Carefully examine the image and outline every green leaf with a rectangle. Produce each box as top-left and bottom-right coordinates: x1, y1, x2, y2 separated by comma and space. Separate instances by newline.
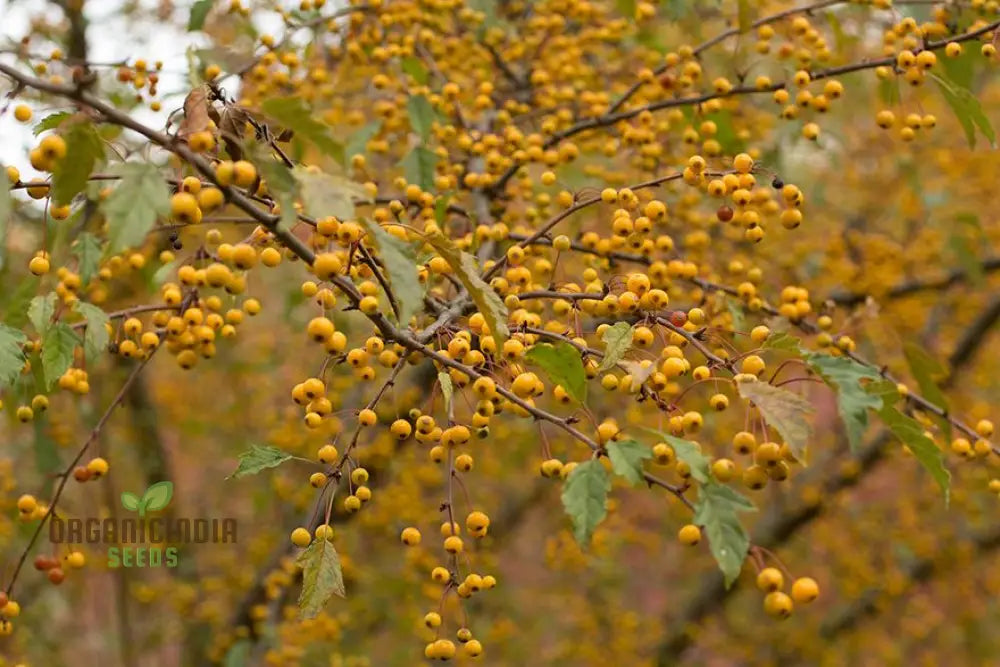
439, 372, 454, 413
704, 111, 745, 153
141, 481, 174, 512
344, 121, 381, 162
105, 163, 170, 255
0, 174, 10, 271
41, 323, 78, 390
252, 152, 298, 232
29, 293, 57, 334
188, 0, 213, 30
434, 193, 451, 225
294, 166, 368, 222
400, 57, 428, 85
120, 491, 141, 512
763, 332, 802, 352
726, 297, 746, 333
228, 444, 293, 479
223, 639, 251, 667
940, 44, 978, 90
948, 233, 984, 287
902, 342, 951, 440
297, 539, 346, 619
525, 342, 587, 404
73, 302, 109, 362
803, 353, 882, 452
615, 0, 635, 18
152, 259, 181, 287
34, 419, 59, 494
407, 95, 435, 141
401, 146, 438, 192
878, 76, 901, 107
260, 97, 344, 160
878, 406, 951, 504
33, 112, 72, 135
358, 218, 422, 325
0, 324, 27, 388
598, 322, 633, 372
560, 459, 610, 547
931, 73, 996, 149
3, 280, 37, 329
424, 231, 509, 344
642, 430, 711, 483
71, 232, 102, 286
693, 482, 756, 588
605, 439, 651, 485
52, 121, 104, 206
737, 0, 752, 33
737, 380, 814, 462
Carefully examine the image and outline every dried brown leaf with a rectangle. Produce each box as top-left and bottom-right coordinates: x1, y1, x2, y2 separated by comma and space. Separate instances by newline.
178, 84, 212, 139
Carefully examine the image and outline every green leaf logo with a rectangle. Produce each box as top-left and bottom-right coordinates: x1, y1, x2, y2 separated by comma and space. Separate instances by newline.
121, 481, 174, 517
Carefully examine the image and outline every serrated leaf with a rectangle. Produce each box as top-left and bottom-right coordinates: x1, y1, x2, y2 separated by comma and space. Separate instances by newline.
931, 73, 996, 149
261, 97, 344, 160
407, 95, 435, 141
33, 112, 72, 135
73, 301, 109, 362
693, 482, 756, 587
439, 372, 453, 412
763, 332, 802, 352
525, 342, 587, 404
424, 232, 509, 344
619, 359, 655, 391
52, 121, 104, 206
41, 323, 78, 390
401, 146, 438, 192
642, 429, 711, 483
105, 163, 170, 255
737, 381, 814, 462
344, 121, 381, 162
803, 352, 882, 452
141, 480, 173, 513
598, 322, 633, 372
228, 444, 293, 479
560, 459, 610, 547
605, 439, 651, 485
71, 232, 102, 285
359, 218, 422, 325
29, 293, 57, 334
120, 491, 141, 512
297, 539, 346, 619
294, 166, 367, 222
0, 324, 27, 388
878, 406, 951, 504
188, 0, 213, 30
400, 57, 428, 85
